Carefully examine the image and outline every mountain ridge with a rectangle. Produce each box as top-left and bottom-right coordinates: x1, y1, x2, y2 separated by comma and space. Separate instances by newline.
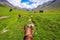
35, 0, 60, 10
0, 0, 60, 11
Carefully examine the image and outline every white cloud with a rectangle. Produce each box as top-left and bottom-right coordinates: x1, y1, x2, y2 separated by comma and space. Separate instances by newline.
7, 0, 21, 6
29, 0, 53, 5
6, 0, 52, 10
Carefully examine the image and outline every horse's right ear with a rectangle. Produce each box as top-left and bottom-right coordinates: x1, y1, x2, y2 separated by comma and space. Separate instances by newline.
24, 25, 27, 30
24, 25, 26, 30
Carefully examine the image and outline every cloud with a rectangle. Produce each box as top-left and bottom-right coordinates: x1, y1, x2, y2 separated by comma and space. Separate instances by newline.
6, 0, 52, 10
6, 0, 21, 6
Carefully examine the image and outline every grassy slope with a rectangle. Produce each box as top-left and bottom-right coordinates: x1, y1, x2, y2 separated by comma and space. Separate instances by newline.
0, 6, 60, 40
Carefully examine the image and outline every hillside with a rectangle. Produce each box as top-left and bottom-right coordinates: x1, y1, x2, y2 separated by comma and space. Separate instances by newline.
35, 0, 60, 10
0, 0, 26, 10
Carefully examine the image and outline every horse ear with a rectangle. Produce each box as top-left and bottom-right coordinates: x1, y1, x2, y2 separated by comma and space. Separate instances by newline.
24, 25, 26, 30
30, 26, 32, 28
24, 25, 27, 30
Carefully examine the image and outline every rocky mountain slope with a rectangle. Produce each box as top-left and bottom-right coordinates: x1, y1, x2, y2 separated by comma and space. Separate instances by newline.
0, 0, 60, 11
35, 0, 60, 10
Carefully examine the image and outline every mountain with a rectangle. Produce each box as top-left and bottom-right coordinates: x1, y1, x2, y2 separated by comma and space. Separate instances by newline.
0, 0, 23, 10
0, 2, 12, 7
0, 0, 14, 8
0, 0, 7, 2
0, 0, 60, 11
35, 0, 60, 11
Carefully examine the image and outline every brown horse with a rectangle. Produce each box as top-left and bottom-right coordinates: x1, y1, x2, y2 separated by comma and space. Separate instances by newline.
24, 25, 33, 40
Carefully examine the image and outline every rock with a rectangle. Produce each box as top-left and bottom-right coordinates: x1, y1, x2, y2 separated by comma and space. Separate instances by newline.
1, 29, 9, 34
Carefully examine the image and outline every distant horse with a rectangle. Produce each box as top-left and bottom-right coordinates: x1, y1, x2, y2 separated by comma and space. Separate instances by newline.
39, 10, 43, 13
18, 14, 21, 17
9, 9, 12, 12
34, 11, 36, 13
17, 14, 21, 19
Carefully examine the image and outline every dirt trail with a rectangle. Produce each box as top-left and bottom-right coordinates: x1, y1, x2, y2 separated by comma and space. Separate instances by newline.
0, 16, 10, 19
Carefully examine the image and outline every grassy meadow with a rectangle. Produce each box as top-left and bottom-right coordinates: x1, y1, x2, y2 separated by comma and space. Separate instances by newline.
0, 6, 60, 40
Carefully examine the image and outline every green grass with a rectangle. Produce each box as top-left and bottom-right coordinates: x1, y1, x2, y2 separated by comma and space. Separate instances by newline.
0, 6, 60, 40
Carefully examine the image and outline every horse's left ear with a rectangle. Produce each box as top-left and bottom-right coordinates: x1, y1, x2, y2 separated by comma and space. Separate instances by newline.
24, 25, 26, 30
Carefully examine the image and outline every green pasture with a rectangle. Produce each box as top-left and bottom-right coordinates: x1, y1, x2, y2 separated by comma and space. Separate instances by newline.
0, 6, 60, 40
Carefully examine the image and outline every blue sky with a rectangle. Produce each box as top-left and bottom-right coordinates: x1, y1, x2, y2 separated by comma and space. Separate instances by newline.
21, 0, 29, 2
6, 0, 53, 10
21, 0, 34, 5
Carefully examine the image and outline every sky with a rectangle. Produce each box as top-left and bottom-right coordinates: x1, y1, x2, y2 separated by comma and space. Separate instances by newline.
6, 0, 53, 10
